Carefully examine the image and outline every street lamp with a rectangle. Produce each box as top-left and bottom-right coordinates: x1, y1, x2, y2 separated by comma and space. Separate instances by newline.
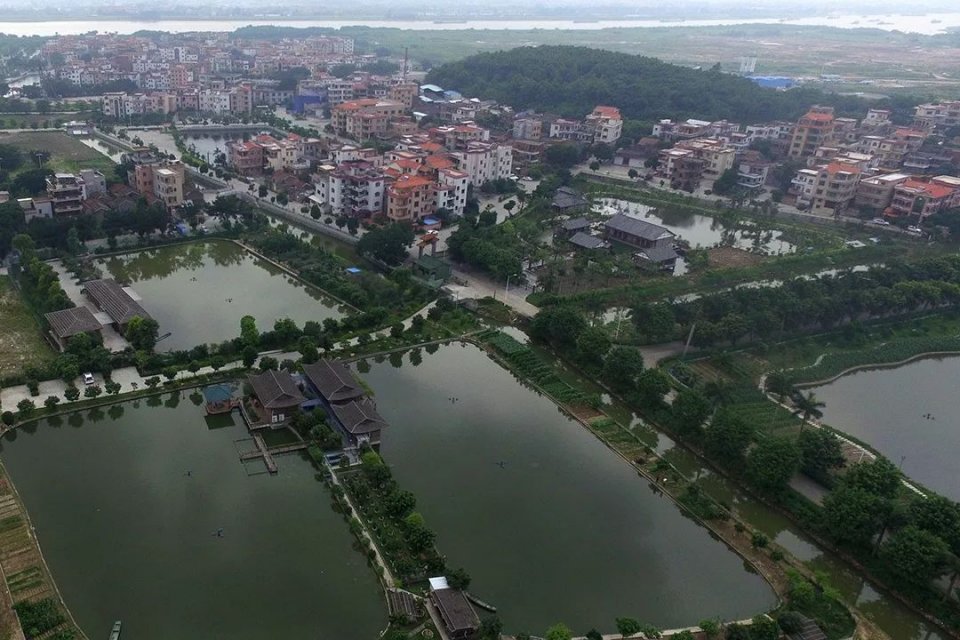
505, 275, 513, 297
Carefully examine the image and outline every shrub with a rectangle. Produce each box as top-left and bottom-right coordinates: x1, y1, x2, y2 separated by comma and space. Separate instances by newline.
751, 531, 769, 548
1, 411, 14, 425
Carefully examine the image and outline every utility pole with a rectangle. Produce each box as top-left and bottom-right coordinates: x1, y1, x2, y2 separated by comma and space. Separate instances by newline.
682, 322, 697, 358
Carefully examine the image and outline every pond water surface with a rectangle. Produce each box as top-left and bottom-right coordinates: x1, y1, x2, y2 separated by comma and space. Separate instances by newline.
812, 356, 960, 501
98, 241, 346, 351
595, 198, 796, 257
0, 398, 386, 640
363, 343, 777, 633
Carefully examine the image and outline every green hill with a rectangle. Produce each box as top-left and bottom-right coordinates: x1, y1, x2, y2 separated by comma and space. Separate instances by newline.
425, 45, 907, 125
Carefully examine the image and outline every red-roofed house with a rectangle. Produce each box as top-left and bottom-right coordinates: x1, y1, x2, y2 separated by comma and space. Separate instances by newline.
889, 177, 960, 220
386, 174, 435, 222
789, 106, 836, 159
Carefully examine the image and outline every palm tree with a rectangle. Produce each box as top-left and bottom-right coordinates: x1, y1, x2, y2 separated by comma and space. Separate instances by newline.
794, 391, 826, 423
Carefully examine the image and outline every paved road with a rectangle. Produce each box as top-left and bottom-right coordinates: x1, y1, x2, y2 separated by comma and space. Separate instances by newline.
447, 268, 539, 317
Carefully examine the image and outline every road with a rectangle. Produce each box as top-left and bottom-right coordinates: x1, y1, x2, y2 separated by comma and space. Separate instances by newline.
447, 267, 539, 317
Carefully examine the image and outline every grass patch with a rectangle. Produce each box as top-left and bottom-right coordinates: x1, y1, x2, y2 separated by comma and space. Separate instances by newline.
0, 278, 55, 379
0, 130, 117, 175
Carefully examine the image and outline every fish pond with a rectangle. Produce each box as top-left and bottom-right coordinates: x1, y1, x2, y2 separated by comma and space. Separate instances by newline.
0, 397, 386, 640
98, 240, 346, 351
811, 355, 960, 501
361, 342, 777, 633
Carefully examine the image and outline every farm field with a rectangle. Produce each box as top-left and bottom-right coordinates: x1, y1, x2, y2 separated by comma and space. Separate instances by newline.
0, 131, 117, 175
0, 279, 54, 380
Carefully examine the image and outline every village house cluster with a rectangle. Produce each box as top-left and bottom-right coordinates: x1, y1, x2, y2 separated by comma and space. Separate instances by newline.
615, 101, 960, 221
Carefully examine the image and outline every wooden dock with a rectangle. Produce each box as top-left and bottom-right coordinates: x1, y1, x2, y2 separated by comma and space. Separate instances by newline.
238, 434, 310, 474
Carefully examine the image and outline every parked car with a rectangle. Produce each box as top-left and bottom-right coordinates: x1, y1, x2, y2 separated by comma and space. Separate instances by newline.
907, 225, 923, 234
870, 217, 891, 226
82, 372, 95, 385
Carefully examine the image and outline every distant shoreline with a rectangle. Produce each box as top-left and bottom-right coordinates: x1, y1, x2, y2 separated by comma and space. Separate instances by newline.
0, 13, 957, 36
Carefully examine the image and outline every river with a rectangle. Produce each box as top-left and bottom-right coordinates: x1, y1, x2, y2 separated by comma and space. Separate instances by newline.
0, 14, 958, 35
0, 398, 387, 639
98, 241, 346, 352
812, 355, 960, 502
363, 342, 776, 633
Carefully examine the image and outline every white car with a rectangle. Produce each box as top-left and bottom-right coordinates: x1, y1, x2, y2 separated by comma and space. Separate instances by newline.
82, 372, 95, 385
907, 226, 923, 234
870, 218, 891, 226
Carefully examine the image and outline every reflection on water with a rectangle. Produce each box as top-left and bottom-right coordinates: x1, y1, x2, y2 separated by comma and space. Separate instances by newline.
0, 400, 386, 639
813, 356, 960, 501
367, 342, 776, 631
98, 241, 346, 351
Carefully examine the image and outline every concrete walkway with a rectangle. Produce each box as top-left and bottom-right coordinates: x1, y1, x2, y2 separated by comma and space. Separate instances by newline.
50, 260, 130, 352
448, 268, 539, 318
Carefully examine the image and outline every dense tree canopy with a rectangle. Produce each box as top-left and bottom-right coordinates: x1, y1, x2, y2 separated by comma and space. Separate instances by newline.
426, 46, 876, 124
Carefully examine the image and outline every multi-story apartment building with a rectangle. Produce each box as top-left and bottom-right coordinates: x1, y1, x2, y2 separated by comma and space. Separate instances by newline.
913, 101, 960, 131
435, 168, 469, 217
315, 161, 387, 218
889, 176, 960, 220
452, 142, 513, 186
227, 141, 265, 176
153, 166, 183, 209
789, 105, 836, 159
855, 173, 911, 212
548, 119, 582, 141
799, 161, 862, 216
430, 123, 490, 151
45, 174, 84, 216
78, 169, 106, 199
332, 99, 406, 139
675, 138, 736, 179
513, 118, 543, 141
386, 174, 435, 222
128, 158, 185, 210
583, 106, 623, 145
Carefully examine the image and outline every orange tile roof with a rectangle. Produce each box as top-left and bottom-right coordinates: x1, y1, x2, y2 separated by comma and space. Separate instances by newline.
390, 175, 432, 190
803, 111, 834, 122
592, 105, 621, 119
396, 159, 421, 170
421, 142, 443, 153
424, 155, 455, 170
901, 179, 955, 199
825, 162, 860, 174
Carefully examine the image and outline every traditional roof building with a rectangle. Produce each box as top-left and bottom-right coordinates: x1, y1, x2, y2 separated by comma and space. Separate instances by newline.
329, 398, 389, 447
246, 370, 306, 426
44, 307, 102, 350
302, 360, 365, 404
82, 278, 150, 330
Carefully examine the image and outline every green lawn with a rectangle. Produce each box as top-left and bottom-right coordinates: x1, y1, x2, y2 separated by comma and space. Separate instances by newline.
0, 130, 117, 175
0, 278, 55, 380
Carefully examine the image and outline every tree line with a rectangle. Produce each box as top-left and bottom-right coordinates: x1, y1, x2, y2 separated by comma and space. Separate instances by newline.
425, 46, 916, 125
622, 256, 960, 347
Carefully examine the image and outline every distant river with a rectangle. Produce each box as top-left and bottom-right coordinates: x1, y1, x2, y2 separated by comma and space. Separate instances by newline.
0, 13, 958, 36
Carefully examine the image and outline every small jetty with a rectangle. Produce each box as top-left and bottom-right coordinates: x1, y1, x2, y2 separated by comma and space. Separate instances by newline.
238, 433, 310, 474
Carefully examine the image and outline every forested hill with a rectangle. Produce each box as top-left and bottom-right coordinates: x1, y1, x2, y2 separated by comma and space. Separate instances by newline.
425, 46, 905, 124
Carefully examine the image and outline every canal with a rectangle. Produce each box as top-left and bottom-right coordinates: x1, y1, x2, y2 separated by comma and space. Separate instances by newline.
98, 241, 347, 351
812, 355, 960, 502
0, 397, 387, 640
363, 342, 777, 634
